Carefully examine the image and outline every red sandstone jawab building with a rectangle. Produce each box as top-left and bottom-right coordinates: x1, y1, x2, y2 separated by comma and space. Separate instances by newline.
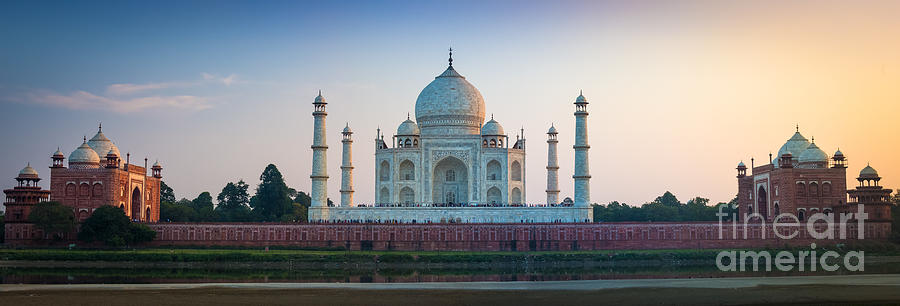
736, 127, 890, 222
46, 125, 162, 222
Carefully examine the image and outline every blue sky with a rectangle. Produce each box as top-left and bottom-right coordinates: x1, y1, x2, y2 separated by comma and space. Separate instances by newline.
2, 1, 898, 205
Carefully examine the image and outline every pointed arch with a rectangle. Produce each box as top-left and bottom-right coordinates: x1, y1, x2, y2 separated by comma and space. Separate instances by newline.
511, 187, 522, 204
399, 160, 415, 181
486, 160, 501, 181
757, 185, 768, 219
487, 187, 502, 204
510, 161, 522, 181
131, 187, 142, 221
432, 156, 468, 204
400, 187, 415, 204
379, 160, 390, 181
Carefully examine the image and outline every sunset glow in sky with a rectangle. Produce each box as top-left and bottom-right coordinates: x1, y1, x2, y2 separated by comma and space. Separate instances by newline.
1, 1, 898, 206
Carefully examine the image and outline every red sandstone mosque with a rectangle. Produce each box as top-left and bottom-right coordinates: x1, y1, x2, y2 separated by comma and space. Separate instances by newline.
4, 124, 162, 234
736, 127, 892, 223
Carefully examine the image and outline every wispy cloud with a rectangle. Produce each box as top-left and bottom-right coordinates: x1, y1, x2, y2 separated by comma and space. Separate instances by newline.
202, 73, 239, 86
10, 73, 239, 113
106, 73, 239, 96
105, 82, 186, 96
23, 90, 210, 113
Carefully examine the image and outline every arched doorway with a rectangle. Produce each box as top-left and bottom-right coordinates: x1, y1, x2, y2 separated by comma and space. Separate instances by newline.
432, 157, 468, 204
400, 187, 415, 204
131, 187, 142, 221
757, 186, 768, 219
511, 188, 522, 205
487, 187, 502, 204
486, 160, 501, 181
145, 207, 152, 222
399, 160, 415, 181
510, 161, 522, 181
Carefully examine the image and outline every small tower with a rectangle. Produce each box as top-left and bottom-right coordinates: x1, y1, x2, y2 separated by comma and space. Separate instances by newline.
546, 124, 560, 205
3, 164, 51, 223
832, 149, 847, 168
152, 161, 163, 178
573, 91, 591, 208
736, 161, 747, 178
309, 91, 329, 219
51, 148, 65, 168
105, 149, 119, 169
340, 123, 354, 207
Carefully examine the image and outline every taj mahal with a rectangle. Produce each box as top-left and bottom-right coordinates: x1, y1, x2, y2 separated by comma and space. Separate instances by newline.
307, 51, 593, 223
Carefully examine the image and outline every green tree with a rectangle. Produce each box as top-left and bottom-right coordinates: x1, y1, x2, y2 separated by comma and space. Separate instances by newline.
684, 197, 715, 221
160, 181, 176, 204
160, 198, 196, 222
190, 192, 217, 221
78, 205, 156, 246
295, 191, 311, 207
216, 181, 252, 222
28, 201, 76, 239
250, 164, 294, 221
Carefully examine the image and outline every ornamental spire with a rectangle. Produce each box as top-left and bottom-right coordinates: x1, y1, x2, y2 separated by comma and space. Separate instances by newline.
448, 46, 453, 67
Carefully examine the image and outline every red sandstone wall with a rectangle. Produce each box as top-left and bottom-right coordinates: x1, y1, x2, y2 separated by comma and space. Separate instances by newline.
7, 222, 889, 251
139, 221, 890, 251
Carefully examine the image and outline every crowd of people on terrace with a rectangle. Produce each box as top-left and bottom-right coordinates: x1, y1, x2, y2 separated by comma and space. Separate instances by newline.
339, 202, 576, 208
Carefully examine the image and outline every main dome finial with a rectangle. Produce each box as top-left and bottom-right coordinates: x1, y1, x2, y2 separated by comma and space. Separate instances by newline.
448, 46, 453, 67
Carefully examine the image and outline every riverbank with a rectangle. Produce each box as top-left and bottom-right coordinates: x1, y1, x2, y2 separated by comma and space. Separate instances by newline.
2, 275, 900, 305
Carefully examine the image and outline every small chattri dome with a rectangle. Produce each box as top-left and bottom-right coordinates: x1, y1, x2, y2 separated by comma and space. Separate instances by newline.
342, 123, 352, 134
834, 149, 844, 156
860, 164, 878, 178
152, 160, 162, 168
547, 124, 558, 134
396, 119, 420, 135
481, 118, 504, 135
798, 142, 828, 163
575, 91, 588, 104
314, 90, 325, 104
18, 163, 39, 179
106, 149, 118, 157
737, 161, 746, 168
69, 139, 101, 166
52, 148, 64, 158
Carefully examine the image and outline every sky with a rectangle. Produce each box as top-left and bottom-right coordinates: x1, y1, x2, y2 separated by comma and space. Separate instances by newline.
1, 0, 898, 206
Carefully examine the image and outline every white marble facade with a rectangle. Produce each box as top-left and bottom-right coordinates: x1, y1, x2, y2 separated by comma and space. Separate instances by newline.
309, 55, 592, 223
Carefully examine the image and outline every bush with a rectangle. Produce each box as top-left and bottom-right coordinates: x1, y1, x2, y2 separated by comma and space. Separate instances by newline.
28, 201, 76, 239
78, 205, 156, 247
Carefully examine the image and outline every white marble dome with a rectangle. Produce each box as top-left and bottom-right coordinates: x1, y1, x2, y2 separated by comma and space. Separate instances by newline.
87, 128, 120, 160
396, 119, 420, 135
798, 142, 828, 163
69, 141, 100, 167
481, 118, 504, 135
547, 125, 558, 134
414, 65, 485, 135
774, 131, 810, 167
860, 164, 878, 177
18, 164, 38, 179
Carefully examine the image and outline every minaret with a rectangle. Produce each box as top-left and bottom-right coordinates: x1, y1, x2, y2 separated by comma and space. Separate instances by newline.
340, 123, 354, 207
573, 91, 591, 207
546, 124, 560, 205
310, 91, 329, 217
